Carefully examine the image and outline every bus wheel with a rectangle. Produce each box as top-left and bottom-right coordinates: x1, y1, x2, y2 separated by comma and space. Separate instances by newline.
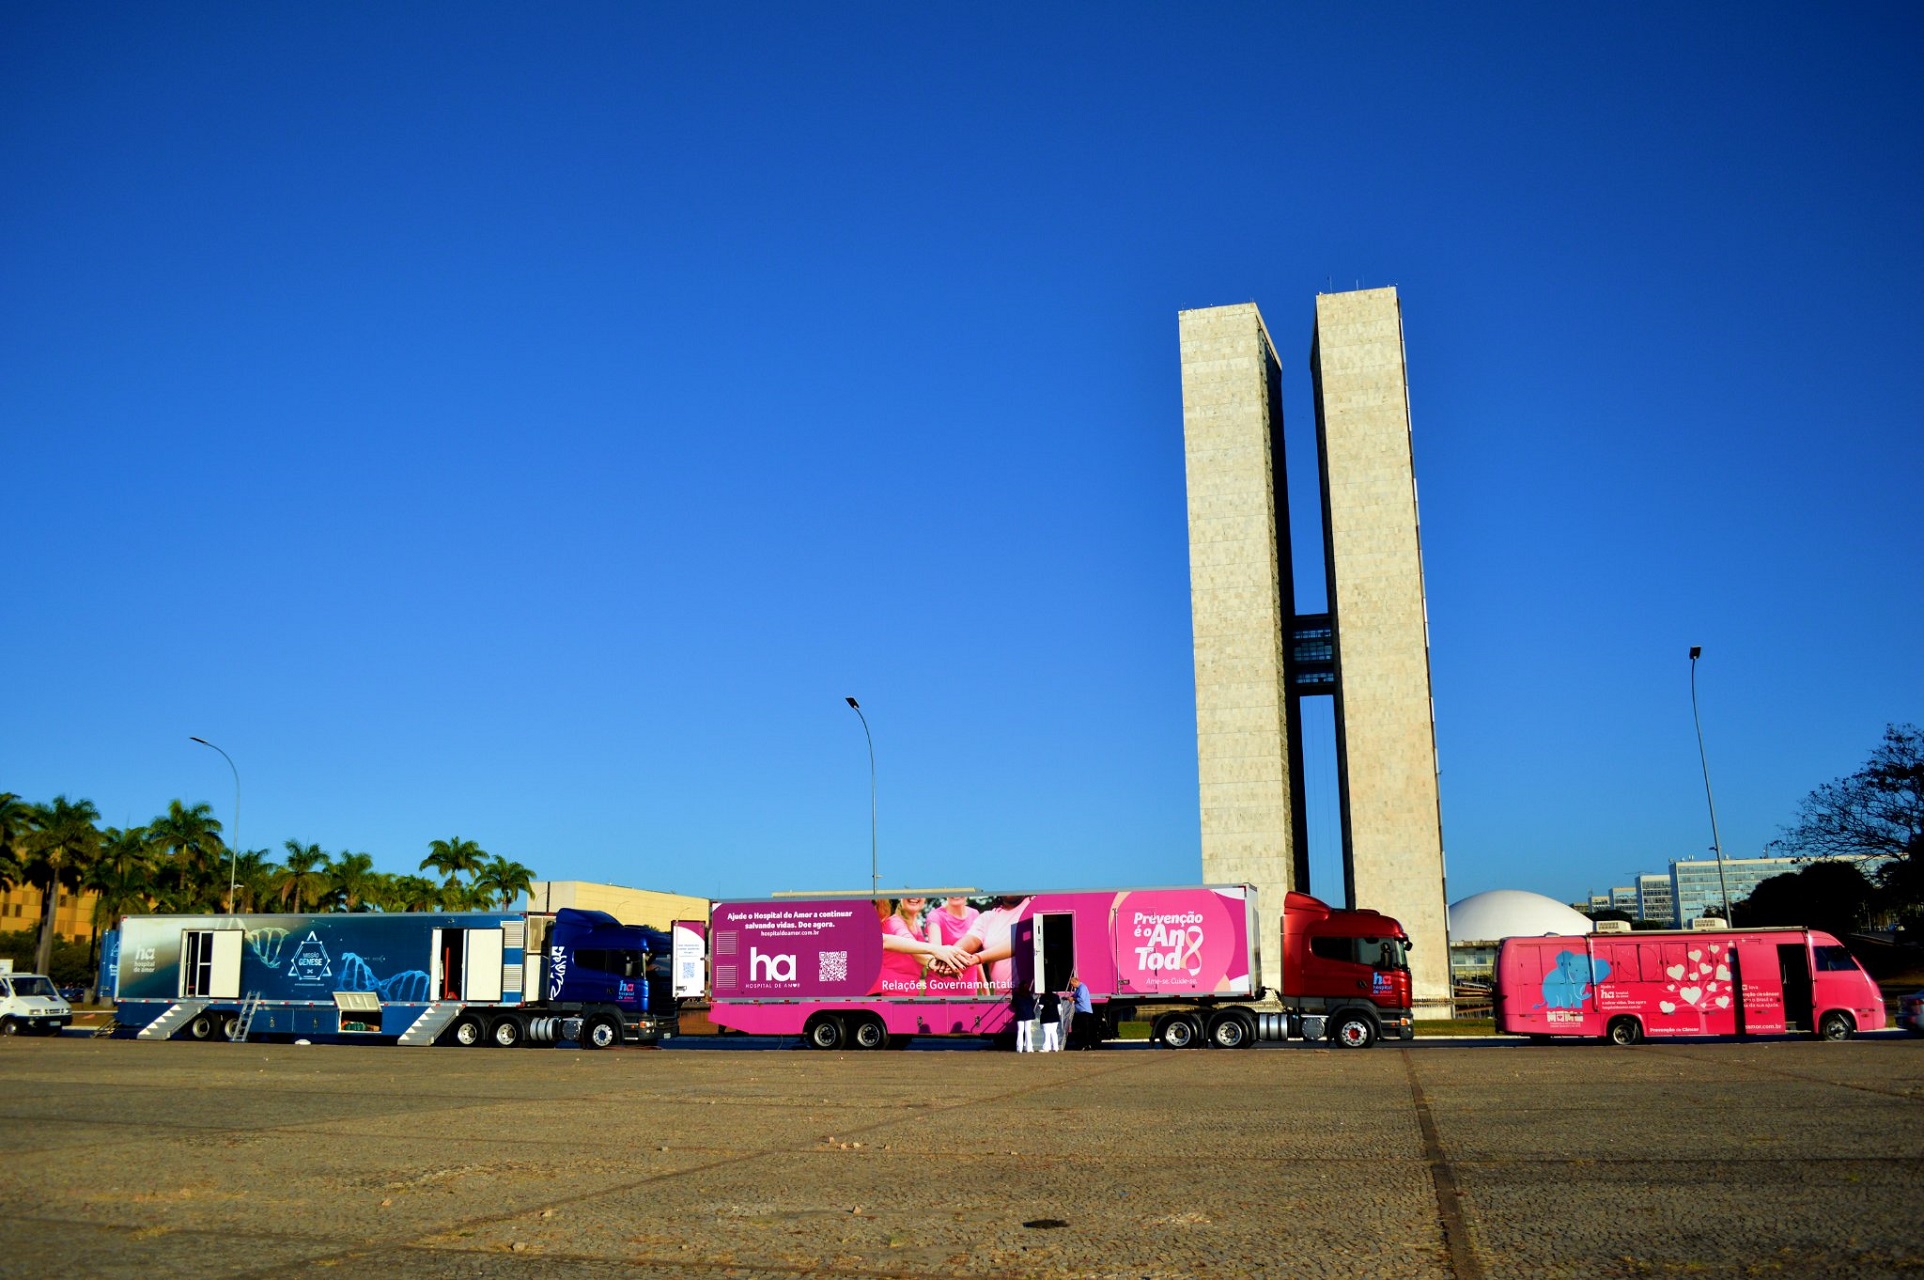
850, 1016, 887, 1050
1154, 1014, 1200, 1049
804, 1015, 845, 1050
1817, 1011, 1855, 1041
1330, 1013, 1377, 1049
582, 1015, 622, 1049
1207, 1012, 1253, 1049
490, 1016, 524, 1048
1606, 1017, 1642, 1047
449, 1014, 487, 1047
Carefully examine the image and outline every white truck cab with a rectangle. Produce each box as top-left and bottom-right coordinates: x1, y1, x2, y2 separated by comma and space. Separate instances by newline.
0, 973, 74, 1036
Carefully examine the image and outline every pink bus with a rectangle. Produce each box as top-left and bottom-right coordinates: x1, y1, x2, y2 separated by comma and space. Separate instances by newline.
1496, 926, 1886, 1045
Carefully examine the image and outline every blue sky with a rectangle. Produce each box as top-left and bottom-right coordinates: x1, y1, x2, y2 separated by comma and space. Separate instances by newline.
4, 6, 1919, 908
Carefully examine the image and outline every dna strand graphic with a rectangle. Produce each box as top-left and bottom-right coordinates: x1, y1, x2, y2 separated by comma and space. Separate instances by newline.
332, 953, 432, 1003
246, 928, 290, 966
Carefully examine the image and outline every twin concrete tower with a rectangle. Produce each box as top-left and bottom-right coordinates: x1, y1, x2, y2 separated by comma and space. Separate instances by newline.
1178, 288, 1451, 1014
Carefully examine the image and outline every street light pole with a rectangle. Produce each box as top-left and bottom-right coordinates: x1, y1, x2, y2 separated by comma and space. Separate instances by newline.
190, 737, 241, 915
1687, 648, 1733, 924
845, 698, 877, 894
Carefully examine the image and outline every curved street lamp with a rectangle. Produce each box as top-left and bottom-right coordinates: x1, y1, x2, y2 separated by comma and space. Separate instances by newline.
190, 736, 241, 915
845, 698, 877, 894
1687, 648, 1733, 924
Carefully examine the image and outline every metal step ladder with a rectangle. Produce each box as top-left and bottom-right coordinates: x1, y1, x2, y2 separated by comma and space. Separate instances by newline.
398, 1001, 463, 1047
232, 992, 264, 1042
137, 999, 210, 1040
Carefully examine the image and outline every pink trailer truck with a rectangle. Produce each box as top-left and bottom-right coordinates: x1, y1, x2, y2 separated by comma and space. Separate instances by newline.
702, 884, 1416, 1049
1495, 926, 1886, 1045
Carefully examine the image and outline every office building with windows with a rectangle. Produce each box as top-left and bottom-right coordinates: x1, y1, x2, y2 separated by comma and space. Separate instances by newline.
1636, 873, 1675, 926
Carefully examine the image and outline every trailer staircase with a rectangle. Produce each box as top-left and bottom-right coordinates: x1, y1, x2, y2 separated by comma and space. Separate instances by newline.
232, 992, 264, 1042
137, 999, 210, 1040
399, 1001, 463, 1047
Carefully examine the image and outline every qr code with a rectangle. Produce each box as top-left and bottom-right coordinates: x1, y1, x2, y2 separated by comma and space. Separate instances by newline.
819, 951, 848, 982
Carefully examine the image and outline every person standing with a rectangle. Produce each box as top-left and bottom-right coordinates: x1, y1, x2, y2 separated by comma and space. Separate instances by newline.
1038, 984, 1063, 1052
1067, 972, 1096, 1049
1011, 982, 1037, 1053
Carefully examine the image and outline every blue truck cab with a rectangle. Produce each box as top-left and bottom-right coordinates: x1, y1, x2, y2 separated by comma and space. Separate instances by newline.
543, 908, 674, 1044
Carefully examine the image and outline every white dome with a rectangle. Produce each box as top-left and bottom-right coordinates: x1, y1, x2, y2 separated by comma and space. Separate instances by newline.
1449, 890, 1593, 943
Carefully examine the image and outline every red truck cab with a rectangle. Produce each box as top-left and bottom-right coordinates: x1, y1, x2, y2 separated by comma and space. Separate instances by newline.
1281, 891, 1415, 1046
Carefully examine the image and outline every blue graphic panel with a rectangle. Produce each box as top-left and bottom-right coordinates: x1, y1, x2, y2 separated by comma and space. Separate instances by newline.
1542, 949, 1609, 1010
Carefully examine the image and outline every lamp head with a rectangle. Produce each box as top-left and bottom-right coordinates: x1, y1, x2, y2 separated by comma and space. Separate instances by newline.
846, 697, 860, 710
1689, 646, 1702, 660
190, 736, 209, 745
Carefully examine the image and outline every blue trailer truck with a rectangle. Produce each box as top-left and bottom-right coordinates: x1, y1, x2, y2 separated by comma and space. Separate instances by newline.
111, 908, 674, 1048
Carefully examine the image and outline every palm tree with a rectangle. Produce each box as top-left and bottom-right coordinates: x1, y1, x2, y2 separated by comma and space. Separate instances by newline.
23, 795, 102, 975
0, 792, 33, 889
391, 875, 441, 912
86, 826, 158, 994
476, 856, 536, 910
420, 837, 487, 889
329, 852, 376, 912
146, 800, 226, 910
277, 841, 330, 913
230, 849, 279, 913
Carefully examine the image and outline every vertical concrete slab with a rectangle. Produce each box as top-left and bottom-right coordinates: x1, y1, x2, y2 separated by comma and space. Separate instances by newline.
1311, 287, 1452, 1014
1178, 303, 1296, 995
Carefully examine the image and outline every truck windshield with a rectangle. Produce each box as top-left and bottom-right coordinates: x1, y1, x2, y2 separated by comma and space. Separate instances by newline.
10, 976, 56, 998
1364, 939, 1408, 971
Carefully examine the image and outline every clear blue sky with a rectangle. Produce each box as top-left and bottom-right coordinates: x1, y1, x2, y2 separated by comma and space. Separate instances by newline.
4, 6, 1919, 908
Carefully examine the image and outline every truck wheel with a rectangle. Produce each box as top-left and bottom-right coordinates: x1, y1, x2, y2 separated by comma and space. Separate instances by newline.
0, 1019, 16, 1036
1817, 1011, 1855, 1041
1606, 1017, 1642, 1047
581, 1015, 622, 1049
490, 1016, 524, 1048
1330, 1013, 1377, 1049
222, 1015, 244, 1042
850, 1016, 887, 1050
186, 1012, 217, 1041
449, 1014, 487, 1047
1207, 1012, 1253, 1049
1154, 1014, 1200, 1049
804, 1015, 845, 1050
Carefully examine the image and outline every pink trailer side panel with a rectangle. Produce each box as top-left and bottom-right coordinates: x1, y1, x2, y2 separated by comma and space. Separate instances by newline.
705, 886, 1255, 1038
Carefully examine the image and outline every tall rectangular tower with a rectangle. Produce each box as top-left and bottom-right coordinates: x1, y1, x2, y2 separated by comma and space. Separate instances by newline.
1177, 304, 1302, 997
1310, 286, 1451, 1012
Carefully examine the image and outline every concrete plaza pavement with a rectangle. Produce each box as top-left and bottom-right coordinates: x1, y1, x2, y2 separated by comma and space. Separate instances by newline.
2, 1034, 1920, 1278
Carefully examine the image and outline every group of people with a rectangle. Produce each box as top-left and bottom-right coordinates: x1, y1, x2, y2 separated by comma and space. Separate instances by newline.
1010, 973, 1096, 1051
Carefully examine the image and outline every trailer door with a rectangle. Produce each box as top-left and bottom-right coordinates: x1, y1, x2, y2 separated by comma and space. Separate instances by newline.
464, 929, 504, 1002
1033, 912, 1075, 994
180, 929, 244, 998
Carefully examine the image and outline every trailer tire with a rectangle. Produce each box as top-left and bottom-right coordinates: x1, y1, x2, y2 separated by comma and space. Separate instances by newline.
850, 1016, 887, 1050
490, 1016, 524, 1048
186, 1012, 217, 1041
222, 1015, 244, 1042
1330, 1012, 1377, 1049
804, 1015, 845, 1050
449, 1014, 487, 1048
1606, 1016, 1642, 1047
1207, 1012, 1254, 1049
581, 1015, 622, 1050
1154, 1014, 1201, 1049
1817, 1011, 1855, 1041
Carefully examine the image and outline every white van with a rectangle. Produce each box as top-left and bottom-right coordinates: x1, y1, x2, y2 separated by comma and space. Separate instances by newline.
0, 973, 73, 1036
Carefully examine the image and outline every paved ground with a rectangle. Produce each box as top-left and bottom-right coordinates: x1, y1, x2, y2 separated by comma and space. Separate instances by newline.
3, 1033, 1921, 1279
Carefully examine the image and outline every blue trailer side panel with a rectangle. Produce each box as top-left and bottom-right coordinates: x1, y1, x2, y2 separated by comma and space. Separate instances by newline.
116, 912, 524, 1004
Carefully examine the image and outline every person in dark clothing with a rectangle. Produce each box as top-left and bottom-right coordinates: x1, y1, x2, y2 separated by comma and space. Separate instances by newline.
1011, 982, 1038, 1052
1038, 983, 1063, 1051
1066, 972, 1097, 1049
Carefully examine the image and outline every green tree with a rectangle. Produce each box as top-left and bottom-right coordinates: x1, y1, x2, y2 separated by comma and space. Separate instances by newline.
329, 852, 376, 911
277, 840, 330, 913
1736, 861, 1877, 939
87, 825, 158, 988
1775, 723, 1924, 918
389, 875, 442, 912
230, 848, 279, 913
420, 837, 487, 889
0, 792, 33, 890
147, 800, 226, 910
23, 795, 102, 975
476, 856, 535, 910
